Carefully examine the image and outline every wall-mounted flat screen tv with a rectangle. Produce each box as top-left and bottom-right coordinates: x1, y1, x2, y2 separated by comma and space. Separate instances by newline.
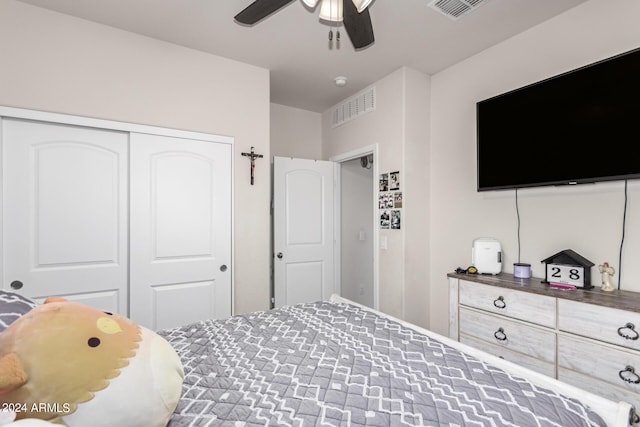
476, 47, 640, 191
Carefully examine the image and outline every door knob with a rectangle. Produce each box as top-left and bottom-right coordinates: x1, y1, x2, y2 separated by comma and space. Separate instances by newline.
220, 265, 228, 272
277, 252, 283, 259
10, 280, 23, 290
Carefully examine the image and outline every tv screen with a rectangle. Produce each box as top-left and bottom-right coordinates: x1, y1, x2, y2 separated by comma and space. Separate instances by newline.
476, 47, 640, 191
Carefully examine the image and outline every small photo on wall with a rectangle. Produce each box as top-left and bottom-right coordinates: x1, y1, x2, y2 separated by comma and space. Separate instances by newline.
379, 193, 393, 209
384, 193, 393, 208
394, 192, 403, 208
379, 173, 389, 192
389, 171, 400, 191
380, 210, 390, 229
391, 210, 401, 230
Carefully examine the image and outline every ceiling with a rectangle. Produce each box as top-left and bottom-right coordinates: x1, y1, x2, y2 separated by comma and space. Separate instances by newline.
17, 0, 587, 112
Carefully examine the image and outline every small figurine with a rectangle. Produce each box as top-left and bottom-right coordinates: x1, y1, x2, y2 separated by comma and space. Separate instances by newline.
598, 262, 615, 292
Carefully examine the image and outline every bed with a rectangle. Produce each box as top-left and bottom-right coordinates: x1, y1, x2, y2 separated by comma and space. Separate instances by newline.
159, 295, 635, 427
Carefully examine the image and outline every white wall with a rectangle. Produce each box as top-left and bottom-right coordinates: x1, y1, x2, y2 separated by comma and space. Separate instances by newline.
403, 68, 431, 328
340, 158, 374, 307
429, 0, 640, 335
323, 67, 431, 324
323, 69, 405, 319
271, 103, 322, 160
0, 0, 271, 316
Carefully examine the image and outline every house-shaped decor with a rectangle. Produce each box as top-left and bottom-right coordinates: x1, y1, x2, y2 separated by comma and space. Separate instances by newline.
541, 249, 594, 289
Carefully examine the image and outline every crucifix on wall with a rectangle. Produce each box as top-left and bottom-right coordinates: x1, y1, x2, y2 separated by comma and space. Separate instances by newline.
241, 146, 263, 185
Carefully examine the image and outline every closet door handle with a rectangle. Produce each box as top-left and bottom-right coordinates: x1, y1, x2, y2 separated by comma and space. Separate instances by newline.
10, 280, 23, 290
277, 252, 283, 259
220, 265, 228, 272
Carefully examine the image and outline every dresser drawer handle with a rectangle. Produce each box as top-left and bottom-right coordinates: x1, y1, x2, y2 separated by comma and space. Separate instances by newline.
617, 323, 639, 340
493, 296, 506, 309
630, 407, 640, 425
494, 327, 507, 341
619, 366, 640, 384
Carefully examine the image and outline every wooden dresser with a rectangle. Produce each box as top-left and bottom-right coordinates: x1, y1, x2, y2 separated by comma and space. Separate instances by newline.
448, 272, 640, 418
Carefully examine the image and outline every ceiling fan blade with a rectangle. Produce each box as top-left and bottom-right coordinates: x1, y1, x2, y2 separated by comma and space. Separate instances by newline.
235, 0, 296, 25
342, 0, 375, 49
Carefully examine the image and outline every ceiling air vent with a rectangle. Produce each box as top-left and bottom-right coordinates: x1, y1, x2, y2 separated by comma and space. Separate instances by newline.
428, 0, 489, 20
331, 86, 376, 128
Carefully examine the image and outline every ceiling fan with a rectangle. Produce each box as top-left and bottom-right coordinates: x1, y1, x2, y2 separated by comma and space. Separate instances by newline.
235, 0, 375, 49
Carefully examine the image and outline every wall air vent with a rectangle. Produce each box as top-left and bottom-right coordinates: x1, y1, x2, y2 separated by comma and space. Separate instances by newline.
331, 86, 376, 128
428, 0, 489, 20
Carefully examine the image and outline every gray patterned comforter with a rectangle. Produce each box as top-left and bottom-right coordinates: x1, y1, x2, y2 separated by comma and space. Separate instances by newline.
159, 301, 605, 427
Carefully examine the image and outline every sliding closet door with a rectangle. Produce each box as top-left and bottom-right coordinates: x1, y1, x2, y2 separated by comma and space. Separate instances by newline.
129, 133, 232, 331
2, 118, 128, 313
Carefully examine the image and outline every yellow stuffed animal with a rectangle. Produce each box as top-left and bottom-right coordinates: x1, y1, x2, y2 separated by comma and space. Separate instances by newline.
0, 298, 184, 426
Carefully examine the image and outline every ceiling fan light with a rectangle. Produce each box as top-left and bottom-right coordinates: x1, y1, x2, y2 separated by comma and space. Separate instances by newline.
351, 0, 373, 13
319, 0, 343, 22
301, 0, 319, 7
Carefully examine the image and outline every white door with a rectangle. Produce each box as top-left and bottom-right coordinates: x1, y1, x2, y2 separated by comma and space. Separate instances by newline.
273, 156, 335, 308
130, 133, 232, 331
2, 118, 128, 313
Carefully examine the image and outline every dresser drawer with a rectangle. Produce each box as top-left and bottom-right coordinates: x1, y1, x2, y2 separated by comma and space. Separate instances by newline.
460, 334, 555, 377
558, 333, 640, 395
558, 367, 640, 419
558, 299, 640, 351
459, 280, 556, 328
459, 307, 556, 363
